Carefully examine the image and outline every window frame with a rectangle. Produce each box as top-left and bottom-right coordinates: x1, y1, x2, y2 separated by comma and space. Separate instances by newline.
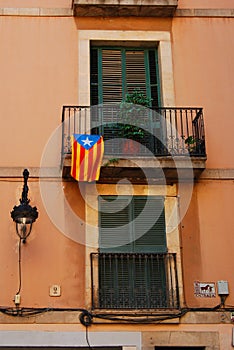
96, 195, 171, 309
85, 183, 183, 309
77, 30, 175, 107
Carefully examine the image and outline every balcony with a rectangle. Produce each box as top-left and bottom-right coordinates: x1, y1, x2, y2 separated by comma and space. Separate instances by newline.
73, 0, 178, 17
61, 105, 206, 182
91, 252, 179, 309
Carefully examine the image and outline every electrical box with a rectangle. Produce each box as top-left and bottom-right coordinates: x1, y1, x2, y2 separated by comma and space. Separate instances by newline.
217, 280, 229, 295
49, 285, 61, 297
14, 294, 21, 305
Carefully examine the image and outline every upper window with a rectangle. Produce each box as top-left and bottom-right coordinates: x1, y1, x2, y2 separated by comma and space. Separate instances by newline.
90, 47, 161, 108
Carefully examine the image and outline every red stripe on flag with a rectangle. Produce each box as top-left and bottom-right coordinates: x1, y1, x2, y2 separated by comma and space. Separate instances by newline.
90, 137, 103, 181
71, 139, 77, 180
78, 143, 86, 181
87, 144, 94, 181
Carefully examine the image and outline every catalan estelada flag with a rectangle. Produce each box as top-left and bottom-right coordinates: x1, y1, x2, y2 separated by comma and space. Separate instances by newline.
71, 134, 104, 182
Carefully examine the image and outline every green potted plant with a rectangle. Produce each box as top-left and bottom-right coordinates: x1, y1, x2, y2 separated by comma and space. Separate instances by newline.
119, 88, 152, 153
185, 135, 197, 154
125, 88, 152, 107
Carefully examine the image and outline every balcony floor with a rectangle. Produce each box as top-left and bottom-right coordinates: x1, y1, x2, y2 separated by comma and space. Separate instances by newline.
63, 155, 206, 184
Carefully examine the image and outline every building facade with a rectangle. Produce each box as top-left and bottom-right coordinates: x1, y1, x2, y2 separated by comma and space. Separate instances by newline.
0, 0, 234, 349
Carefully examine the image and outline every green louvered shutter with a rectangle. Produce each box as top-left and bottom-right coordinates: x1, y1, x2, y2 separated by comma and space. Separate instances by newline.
132, 196, 167, 307
102, 49, 123, 103
133, 196, 167, 253
90, 48, 99, 106
99, 196, 166, 254
133, 196, 167, 307
99, 196, 133, 253
90, 47, 162, 156
98, 196, 133, 307
148, 49, 160, 109
98, 196, 167, 308
90, 47, 160, 107
125, 49, 147, 95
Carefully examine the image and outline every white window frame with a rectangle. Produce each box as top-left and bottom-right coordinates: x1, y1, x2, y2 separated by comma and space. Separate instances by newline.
77, 30, 175, 107
85, 183, 183, 309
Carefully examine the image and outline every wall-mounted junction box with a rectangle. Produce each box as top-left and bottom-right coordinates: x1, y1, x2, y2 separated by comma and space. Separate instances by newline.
217, 280, 229, 295
14, 294, 21, 305
49, 285, 61, 297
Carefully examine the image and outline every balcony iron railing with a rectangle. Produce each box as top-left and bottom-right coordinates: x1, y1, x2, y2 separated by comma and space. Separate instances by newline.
62, 105, 206, 158
91, 252, 180, 309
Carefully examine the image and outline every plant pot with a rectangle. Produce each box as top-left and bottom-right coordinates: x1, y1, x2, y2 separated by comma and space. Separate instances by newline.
122, 139, 140, 155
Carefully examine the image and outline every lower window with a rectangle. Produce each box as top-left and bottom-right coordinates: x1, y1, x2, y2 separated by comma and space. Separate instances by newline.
91, 196, 180, 309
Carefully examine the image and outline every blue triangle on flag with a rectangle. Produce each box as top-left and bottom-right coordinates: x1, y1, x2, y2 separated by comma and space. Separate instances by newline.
74, 134, 101, 150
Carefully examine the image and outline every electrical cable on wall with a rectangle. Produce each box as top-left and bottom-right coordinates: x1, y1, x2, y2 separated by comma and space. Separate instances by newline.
85, 325, 94, 350
0, 303, 234, 322
16, 238, 22, 295
12, 237, 23, 306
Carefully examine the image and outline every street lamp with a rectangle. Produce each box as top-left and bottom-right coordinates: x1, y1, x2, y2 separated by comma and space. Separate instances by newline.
11, 169, 38, 243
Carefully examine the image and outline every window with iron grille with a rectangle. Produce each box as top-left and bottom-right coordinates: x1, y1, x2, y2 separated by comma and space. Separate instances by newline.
93, 196, 179, 309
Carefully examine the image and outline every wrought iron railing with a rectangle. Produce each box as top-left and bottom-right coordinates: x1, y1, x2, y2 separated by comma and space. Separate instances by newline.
91, 252, 180, 309
61, 105, 206, 158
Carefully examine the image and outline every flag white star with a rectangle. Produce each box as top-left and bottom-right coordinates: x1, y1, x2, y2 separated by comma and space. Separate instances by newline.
81, 136, 94, 147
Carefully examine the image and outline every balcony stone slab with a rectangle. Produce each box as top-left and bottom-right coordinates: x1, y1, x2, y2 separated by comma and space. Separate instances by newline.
63, 155, 206, 184
73, 0, 178, 17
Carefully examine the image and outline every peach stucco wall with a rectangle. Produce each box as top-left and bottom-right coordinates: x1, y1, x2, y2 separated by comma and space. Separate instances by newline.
0, 0, 72, 8
0, 16, 78, 167
0, 3, 233, 326
181, 181, 234, 307
0, 179, 85, 307
172, 17, 234, 168
178, 0, 234, 9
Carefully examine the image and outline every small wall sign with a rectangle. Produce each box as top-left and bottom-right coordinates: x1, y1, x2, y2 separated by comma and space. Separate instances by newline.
194, 281, 216, 297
